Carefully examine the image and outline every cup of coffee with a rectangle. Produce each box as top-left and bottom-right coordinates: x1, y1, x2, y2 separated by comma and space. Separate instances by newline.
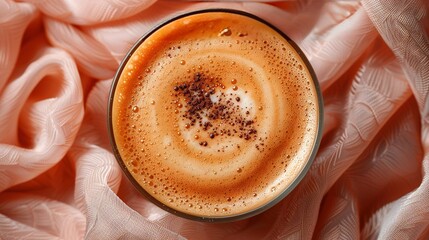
108, 9, 323, 222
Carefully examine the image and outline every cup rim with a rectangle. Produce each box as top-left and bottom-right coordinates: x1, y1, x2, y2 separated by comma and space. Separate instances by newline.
107, 8, 324, 223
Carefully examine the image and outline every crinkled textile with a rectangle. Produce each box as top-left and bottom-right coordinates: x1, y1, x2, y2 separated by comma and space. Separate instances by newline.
1, 0, 428, 239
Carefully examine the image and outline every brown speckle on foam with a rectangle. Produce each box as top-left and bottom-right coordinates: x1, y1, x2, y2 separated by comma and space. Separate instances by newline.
172, 72, 259, 148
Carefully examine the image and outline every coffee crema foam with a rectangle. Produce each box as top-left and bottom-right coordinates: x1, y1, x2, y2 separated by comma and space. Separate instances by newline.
112, 12, 320, 218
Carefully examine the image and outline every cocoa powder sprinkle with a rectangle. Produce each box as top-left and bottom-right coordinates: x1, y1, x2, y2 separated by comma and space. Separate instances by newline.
172, 72, 259, 148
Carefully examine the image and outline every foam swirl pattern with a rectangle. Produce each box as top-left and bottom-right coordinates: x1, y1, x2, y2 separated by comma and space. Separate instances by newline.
111, 11, 321, 218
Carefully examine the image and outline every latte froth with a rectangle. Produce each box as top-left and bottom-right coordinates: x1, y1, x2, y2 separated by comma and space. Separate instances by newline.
110, 11, 321, 220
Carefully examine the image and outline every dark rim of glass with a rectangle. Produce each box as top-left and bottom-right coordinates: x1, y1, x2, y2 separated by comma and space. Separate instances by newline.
107, 8, 324, 223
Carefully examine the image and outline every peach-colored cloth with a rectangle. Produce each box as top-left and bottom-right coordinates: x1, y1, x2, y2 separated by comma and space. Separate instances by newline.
1, 0, 428, 239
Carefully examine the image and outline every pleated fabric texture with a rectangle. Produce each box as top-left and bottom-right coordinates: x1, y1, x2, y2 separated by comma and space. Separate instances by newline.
0, 0, 428, 239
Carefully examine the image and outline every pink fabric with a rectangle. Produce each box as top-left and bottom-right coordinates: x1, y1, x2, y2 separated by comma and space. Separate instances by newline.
1, 0, 428, 239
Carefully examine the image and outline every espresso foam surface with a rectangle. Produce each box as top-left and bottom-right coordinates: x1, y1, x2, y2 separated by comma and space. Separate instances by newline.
112, 12, 320, 218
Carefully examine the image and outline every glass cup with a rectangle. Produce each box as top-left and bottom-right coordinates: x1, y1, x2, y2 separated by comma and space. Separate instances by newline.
108, 9, 323, 222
